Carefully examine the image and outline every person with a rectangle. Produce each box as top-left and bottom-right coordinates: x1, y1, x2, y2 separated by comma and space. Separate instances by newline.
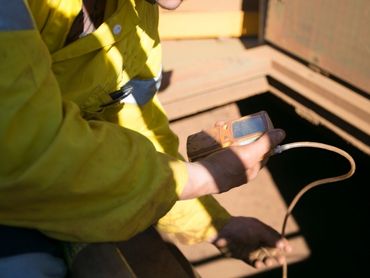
0, 0, 291, 277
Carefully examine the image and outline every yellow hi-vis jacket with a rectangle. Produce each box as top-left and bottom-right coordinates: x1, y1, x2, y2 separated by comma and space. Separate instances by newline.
0, 0, 230, 243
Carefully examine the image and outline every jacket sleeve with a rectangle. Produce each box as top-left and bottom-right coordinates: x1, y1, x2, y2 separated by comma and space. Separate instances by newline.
0, 4, 188, 242
157, 195, 231, 244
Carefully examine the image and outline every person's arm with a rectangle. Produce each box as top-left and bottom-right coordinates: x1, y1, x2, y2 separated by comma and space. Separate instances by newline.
0, 1, 188, 242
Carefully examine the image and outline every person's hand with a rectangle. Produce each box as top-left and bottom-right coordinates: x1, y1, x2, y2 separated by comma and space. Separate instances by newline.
211, 216, 292, 268
202, 128, 285, 191
181, 128, 285, 199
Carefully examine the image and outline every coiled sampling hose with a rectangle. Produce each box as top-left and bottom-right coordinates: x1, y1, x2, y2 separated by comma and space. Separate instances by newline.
273, 142, 356, 278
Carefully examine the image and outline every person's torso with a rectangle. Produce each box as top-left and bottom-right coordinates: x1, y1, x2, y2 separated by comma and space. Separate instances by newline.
27, 0, 162, 115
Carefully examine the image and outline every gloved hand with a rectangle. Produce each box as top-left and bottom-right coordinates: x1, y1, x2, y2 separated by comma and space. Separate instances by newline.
211, 216, 292, 268
181, 129, 285, 199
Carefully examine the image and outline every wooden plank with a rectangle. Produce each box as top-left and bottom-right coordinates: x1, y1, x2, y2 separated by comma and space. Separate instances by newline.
159, 56, 268, 103
159, 42, 271, 111
159, 0, 244, 12
269, 58, 370, 133
163, 76, 267, 120
159, 11, 258, 39
270, 86, 370, 155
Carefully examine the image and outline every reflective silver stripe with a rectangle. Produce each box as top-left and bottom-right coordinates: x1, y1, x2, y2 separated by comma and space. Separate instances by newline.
0, 0, 34, 31
114, 72, 162, 106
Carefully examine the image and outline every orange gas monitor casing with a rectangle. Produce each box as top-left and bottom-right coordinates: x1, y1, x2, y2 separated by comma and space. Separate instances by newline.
186, 111, 274, 162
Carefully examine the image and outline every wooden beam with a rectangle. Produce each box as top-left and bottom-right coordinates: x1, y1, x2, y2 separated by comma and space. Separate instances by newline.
159, 11, 258, 39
